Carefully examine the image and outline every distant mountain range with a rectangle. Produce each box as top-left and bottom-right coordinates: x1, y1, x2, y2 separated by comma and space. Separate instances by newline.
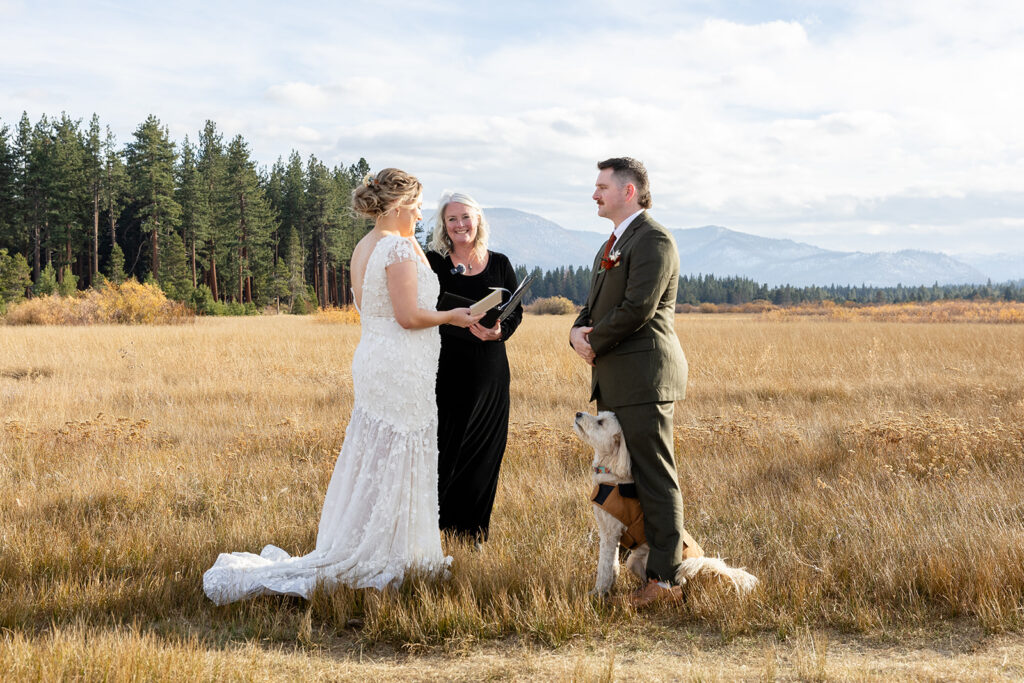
457, 208, 1022, 287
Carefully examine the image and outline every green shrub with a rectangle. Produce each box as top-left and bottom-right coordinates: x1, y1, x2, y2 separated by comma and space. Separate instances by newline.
189, 285, 216, 315
291, 295, 312, 315
35, 263, 57, 296
106, 244, 126, 284
57, 267, 78, 297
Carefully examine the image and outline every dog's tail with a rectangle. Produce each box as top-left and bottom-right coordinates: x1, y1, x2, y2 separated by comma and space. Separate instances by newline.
676, 557, 758, 595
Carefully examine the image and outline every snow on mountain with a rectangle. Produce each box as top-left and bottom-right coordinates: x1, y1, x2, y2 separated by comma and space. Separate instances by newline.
436, 208, 997, 287
951, 252, 1024, 284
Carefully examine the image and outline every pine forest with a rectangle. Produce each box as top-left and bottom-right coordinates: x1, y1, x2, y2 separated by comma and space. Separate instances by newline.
1, 111, 1022, 317
0, 112, 371, 314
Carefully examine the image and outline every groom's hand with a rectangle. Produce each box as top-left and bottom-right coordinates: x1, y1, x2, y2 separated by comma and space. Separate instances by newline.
570, 326, 596, 366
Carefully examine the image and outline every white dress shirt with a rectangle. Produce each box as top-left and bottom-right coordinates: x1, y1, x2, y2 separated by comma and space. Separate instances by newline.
610, 209, 645, 251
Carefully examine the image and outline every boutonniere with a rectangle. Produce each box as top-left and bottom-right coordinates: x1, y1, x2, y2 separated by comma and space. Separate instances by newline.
600, 250, 621, 270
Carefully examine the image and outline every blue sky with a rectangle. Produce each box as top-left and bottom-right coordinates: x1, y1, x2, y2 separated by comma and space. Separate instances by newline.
3, 0, 1023, 255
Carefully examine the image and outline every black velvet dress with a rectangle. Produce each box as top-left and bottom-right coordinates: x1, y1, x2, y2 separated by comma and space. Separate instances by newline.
426, 250, 523, 542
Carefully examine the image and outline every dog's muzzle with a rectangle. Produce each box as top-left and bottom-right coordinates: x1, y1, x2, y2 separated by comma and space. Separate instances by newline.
573, 412, 587, 431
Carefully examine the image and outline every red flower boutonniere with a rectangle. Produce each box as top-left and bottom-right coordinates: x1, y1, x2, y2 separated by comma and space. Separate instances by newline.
600, 250, 621, 270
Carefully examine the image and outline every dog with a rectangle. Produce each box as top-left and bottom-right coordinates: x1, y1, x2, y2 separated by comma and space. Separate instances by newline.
573, 410, 758, 598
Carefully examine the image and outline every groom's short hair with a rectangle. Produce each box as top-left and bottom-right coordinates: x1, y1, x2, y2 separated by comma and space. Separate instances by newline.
597, 157, 652, 209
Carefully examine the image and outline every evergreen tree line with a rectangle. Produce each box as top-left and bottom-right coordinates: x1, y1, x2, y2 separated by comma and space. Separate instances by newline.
513, 266, 1024, 306
0, 112, 373, 311
676, 274, 1024, 305
2, 110, 1021, 314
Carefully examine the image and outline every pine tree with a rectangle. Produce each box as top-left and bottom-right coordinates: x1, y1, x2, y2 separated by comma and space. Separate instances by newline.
328, 165, 359, 304
159, 229, 191, 301
50, 113, 89, 288
346, 157, 371, 187
0, 121, 17, 254
196, 121, 227, 300
305, 156, 345, 307
18, 114, 58, 283
285, 225, 305, 307
265, 158, 285, 271
223, 135, 274, 304
100, 126, 128, 252
266, 249, 290, 313
0, 248, 31, 307
35, 262, 57, 295
57, 266, 78, 296
84, 114, 103, 285
274, 151, 307, 292
176, 136, 207, 288
106, 242, 126, 284
125, 115, 180, 280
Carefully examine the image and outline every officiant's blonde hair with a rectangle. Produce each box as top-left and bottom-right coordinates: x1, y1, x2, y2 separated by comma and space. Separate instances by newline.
429, 191, 490, 262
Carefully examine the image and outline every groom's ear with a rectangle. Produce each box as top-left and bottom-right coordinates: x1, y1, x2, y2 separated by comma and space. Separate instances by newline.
624, 183, 636, 201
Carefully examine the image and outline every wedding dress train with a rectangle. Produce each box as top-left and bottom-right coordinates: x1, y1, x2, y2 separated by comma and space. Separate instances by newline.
203, 235, 449, 605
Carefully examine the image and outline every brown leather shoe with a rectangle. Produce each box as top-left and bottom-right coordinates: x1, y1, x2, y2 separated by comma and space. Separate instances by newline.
621, 579, 683, 610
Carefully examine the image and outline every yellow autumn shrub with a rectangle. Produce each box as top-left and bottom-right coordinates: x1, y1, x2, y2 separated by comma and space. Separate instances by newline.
313, 306, 361, 324
3, 280, 194, 325
524, 295, 577, 315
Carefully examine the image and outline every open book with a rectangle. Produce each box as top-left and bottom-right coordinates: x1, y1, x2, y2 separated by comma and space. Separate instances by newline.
437, 273, 534, 328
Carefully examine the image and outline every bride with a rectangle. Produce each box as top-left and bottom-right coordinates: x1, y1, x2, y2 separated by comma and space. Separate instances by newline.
203, 168, 482, 605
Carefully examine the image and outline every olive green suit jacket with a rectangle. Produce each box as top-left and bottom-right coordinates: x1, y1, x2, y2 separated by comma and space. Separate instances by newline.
573, 212, 688, 407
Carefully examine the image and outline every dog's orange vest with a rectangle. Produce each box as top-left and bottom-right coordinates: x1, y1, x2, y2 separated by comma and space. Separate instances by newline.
590, 482, 704, 557
590, 483, 646, 549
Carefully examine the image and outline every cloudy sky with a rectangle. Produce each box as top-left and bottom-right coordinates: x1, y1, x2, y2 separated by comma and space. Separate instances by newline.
3, 0, 1023, 255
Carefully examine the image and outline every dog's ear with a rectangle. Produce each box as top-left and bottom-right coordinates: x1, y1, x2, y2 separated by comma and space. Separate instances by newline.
612, 430, 632, 478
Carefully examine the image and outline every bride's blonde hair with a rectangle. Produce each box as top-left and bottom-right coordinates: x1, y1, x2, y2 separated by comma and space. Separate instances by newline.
352, 168, 422, 218
428, 190, 489, 262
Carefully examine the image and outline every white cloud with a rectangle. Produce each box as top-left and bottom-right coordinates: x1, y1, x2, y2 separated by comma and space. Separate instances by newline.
1, 1, 1023, 254
266, 82, 332, 109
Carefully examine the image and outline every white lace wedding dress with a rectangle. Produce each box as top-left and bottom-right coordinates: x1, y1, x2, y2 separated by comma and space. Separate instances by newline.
203, 235, 450, 605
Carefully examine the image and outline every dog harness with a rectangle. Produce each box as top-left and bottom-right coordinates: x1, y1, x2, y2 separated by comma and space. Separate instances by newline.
591, 482, 705, 558
591, 483, 646, 549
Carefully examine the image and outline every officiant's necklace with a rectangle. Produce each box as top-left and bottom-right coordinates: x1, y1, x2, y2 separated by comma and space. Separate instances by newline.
453, 251, 476, 273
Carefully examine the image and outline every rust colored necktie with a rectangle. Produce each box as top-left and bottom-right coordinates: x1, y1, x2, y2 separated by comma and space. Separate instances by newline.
601, 231, 617, 262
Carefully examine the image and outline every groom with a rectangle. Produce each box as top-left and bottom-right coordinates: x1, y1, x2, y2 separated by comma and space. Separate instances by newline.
570, 157, 689, 608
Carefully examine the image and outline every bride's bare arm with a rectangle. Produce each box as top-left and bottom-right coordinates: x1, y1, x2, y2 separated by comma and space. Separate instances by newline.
387, 260, 482, 329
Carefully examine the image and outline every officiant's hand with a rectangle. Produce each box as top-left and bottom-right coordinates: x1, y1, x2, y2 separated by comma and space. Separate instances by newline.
469, 321, 502, 341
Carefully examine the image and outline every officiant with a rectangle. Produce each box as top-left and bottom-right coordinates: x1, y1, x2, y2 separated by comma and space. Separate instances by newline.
426, 191, 523, 548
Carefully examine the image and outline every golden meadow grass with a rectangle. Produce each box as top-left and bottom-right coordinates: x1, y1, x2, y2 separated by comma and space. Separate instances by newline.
2, 313, 1024, 677
680, 298, 1024, 323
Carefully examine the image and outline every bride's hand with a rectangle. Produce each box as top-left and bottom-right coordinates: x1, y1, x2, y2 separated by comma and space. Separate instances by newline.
447, 307, 484, 328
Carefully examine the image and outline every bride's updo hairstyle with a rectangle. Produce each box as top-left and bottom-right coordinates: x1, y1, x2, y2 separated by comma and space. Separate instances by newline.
352, 168, 423, 219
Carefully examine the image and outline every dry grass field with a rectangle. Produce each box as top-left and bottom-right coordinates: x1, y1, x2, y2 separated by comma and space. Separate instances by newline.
2, 312, 1024, 680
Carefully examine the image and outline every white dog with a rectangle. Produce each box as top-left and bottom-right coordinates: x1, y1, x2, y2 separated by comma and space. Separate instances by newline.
573, 410, 758, 598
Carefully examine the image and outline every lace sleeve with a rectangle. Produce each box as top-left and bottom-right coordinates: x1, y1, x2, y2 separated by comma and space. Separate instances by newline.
383, 236, 419, 268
